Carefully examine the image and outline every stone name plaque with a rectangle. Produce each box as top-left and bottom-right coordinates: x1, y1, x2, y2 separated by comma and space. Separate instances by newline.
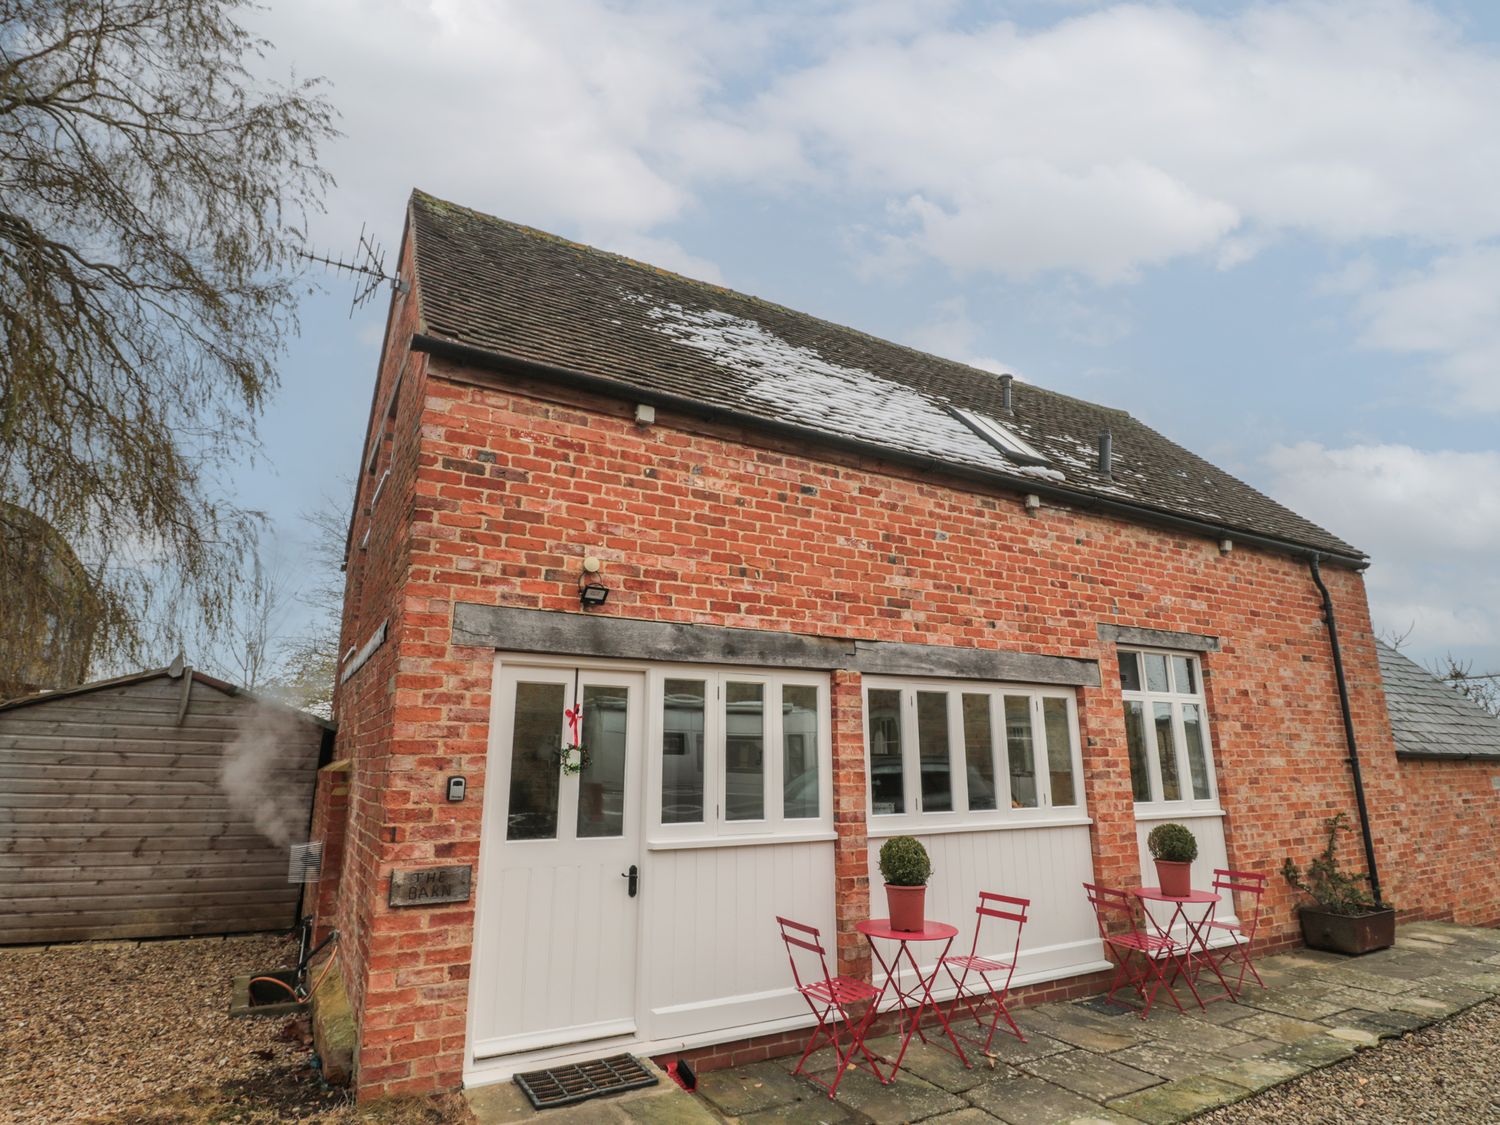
388, 864, 472, 907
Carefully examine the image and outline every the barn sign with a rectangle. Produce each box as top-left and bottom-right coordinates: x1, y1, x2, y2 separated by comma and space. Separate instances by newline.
388, 864, 472, 907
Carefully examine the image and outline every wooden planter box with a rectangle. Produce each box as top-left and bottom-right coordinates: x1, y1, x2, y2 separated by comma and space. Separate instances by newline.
1297, 906, 1396, 955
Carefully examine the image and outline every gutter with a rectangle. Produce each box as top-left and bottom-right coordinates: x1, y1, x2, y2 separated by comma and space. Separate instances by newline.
410, 333, 1369, 571
1308, 556, 1384, 906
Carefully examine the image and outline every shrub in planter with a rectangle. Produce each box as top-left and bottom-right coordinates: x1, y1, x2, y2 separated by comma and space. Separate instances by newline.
1282, 812, 1395, 955
1147, 823, 1198, 897
879, 836, 932, 933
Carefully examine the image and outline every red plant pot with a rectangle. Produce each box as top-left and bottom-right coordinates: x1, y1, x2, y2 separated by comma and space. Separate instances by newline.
886, 884, 927, 933
1155, 859, 1192, 898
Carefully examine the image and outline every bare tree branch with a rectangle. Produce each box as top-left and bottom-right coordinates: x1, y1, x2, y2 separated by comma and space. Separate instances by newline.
0, 0, 336, 678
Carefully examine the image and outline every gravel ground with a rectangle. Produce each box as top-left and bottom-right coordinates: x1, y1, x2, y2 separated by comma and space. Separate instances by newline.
0, 934, 473, 1125
1201, 997, 1500, 1124
0, 934, 336, 1125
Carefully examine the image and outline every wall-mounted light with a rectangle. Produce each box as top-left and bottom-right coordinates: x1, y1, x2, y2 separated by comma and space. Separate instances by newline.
1219, 538, 1234, 554
579, 555, 609, 608
1024, 493, 1041, 515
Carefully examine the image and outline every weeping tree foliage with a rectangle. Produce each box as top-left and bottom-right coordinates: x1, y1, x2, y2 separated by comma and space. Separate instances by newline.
0, 0, 336, 674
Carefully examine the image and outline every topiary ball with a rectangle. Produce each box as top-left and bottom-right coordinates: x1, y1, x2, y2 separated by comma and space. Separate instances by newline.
879, 835, 932, 887
1147, 822, 1198, 863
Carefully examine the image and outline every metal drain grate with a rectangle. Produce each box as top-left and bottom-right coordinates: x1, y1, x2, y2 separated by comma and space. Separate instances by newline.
513, 1054, 659, 1110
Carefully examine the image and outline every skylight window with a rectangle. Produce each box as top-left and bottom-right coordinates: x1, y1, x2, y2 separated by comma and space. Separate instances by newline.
949, 406, 1050, 465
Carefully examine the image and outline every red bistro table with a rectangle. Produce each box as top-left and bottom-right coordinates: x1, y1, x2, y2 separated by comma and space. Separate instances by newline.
1134, 887, 1238, 1007
857, 919, 971, 1082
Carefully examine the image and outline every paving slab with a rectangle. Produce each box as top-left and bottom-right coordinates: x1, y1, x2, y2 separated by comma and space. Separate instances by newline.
1322, 1025, 1381, 1047
1107, 1040, 1226, 1082
806, 1066, 967, 1124
737, 1100, 861, 1125
1234, 987, 1350, 1021
1018, 1010, 1144, 1054
619, 1093, 721, 1124
1226, 1011, 1331, 1045
966, 1071, 1130, 1125
1210, 1055, 1307, 1093
1288, 964, 1417, 995
1172, 998, 1252, 1025
1134, 1012, 1257, 1054
696, 1060, 824, 1116
1457, 971, 1500, 992
1318, 1006, 1431, 1037
1209, 1036, 1282, 1060
925, 1110, 1005, 1124
862, 1034, 993, 1093
1265, 1034, 1358, 1068
1020, 1049, 1163, 1102
1105, 1075, 1246, 1124
973, 1030, 1073, 1067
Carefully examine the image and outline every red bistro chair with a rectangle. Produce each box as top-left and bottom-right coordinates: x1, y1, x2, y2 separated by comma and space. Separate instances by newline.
940, 891, 1029, 1052
1207, 869, 1268, 993
1083, 883, 1191, 1019
776, 916, 884, 1099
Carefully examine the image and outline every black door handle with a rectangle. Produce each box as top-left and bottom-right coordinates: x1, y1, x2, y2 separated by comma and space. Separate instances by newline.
621, 865, 638, 897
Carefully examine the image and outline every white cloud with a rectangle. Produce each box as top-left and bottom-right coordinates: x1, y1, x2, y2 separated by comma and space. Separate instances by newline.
1352, 244, 1500, 413
903, 296, 1020, 376
253, 0, 756, 264
1264, 442, 1500, 662
746, 1, 1500, 280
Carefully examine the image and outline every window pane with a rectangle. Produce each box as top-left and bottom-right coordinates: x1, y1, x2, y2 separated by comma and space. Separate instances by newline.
1171, 656, 1196, 695
1154, 701, 1181, 801
577, 685, 628, 838
508, 682, 564, 840
867, 689, 905, 815
1144, 654, 1170, 693
1004, 696, 1038, 808
961, 694, 997, 811
782, 685, 820, 819
1123, 700, 1152, 802
1042, 698, 1076, 806
1117, 651, 1142, 692
917, 692, 952, 812
1182, 702, 1212, 800
725, 682, 765, 821
662, 680, 706, 824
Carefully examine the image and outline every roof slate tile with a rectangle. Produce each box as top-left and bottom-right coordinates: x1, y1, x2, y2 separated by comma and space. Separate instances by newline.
408, 190, 1362, 559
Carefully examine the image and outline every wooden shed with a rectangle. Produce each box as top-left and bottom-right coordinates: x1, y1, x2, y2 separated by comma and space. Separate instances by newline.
0, 661, 333, 944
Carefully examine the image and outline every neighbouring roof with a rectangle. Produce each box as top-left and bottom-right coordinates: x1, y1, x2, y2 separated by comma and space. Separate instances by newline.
1376, 641, 1500, 761
407, 190, 1363, 561
0, 661, 335, 729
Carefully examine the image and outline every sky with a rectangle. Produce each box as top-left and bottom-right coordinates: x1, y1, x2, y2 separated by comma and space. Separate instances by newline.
238, 0, 1500, 678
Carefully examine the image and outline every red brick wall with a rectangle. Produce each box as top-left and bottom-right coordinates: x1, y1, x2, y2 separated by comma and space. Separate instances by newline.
326, 336, 1446, 1098
309, 761, 351, 946
1391, 757, 1500, 927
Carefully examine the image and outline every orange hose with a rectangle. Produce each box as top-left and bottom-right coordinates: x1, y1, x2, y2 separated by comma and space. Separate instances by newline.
249, 976, 301, 1002
306, 948, 338, 1000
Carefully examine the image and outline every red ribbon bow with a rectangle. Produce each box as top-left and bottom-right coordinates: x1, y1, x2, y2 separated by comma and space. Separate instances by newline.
565, 703, 582, 745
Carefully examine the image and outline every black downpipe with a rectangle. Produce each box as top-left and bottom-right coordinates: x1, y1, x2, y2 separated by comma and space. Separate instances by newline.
1308, 557, 1384, 906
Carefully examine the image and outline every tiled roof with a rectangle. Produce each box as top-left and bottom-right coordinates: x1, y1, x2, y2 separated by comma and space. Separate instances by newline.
1376, 641, 1500, 761
407, 190, 1362, 560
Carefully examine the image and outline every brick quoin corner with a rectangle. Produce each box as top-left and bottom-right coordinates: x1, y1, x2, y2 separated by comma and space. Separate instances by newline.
311, 244, 1498, 1101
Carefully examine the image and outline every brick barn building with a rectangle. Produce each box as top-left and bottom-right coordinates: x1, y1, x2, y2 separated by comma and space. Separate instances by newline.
310, 191, 1500, 1099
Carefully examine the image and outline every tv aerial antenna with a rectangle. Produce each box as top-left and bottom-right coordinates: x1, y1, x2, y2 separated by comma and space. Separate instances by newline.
300, 224, 410, 317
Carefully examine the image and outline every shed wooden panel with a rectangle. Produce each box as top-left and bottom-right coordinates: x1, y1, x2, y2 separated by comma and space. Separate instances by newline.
0, 668, 329, 944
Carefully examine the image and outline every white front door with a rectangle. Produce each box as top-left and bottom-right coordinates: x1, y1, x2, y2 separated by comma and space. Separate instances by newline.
470, 664, 644, 1059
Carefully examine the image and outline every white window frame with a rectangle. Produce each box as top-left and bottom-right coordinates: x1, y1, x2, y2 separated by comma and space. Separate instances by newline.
1119, 648, 1221, 816
862, 676, 1086, 831
645, 665, 833, 843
